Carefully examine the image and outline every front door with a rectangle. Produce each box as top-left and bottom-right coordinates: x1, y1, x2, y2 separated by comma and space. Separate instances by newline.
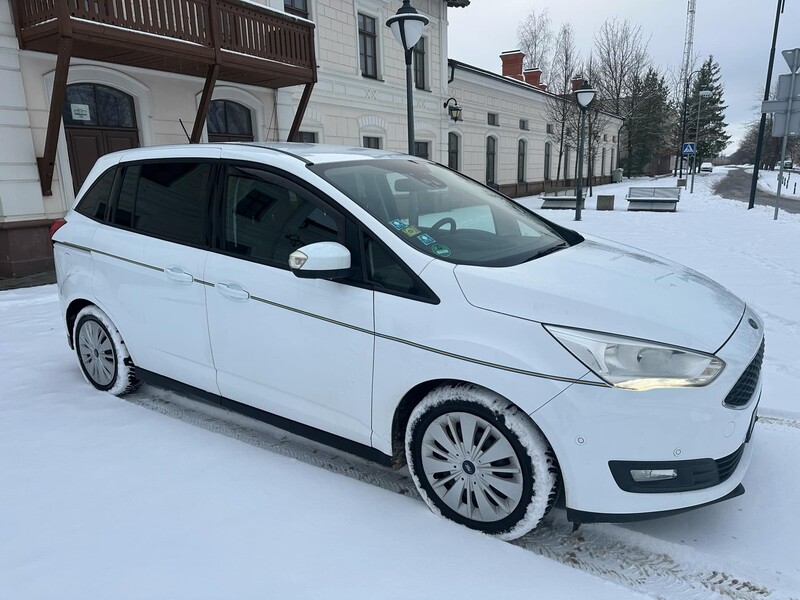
204, 161, 375, 446
63, 83, 140, 193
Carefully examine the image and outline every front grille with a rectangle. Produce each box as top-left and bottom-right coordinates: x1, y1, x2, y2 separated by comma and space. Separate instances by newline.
716, 444, 745, 483
724, 338, 765, 408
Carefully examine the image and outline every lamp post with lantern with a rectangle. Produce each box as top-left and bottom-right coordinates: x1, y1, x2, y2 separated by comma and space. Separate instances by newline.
386, 0, 428, 156
574, 80, 597, 221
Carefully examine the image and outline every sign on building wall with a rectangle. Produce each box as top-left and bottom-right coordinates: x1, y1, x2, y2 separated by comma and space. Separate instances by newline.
70, 104, 91, 121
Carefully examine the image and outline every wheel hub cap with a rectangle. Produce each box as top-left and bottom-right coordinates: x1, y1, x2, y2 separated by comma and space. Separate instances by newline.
77, 320, 116, 387
419, 411, 524, 522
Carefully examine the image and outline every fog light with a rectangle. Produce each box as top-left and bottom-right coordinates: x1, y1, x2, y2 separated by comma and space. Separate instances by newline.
630, 469, 678, 482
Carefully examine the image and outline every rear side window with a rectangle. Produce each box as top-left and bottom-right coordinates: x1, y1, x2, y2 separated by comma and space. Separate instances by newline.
113, 162, 212, 246
75, 168, 115, 220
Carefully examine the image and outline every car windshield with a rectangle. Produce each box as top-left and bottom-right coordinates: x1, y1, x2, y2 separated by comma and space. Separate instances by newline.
310, 159, 570, 266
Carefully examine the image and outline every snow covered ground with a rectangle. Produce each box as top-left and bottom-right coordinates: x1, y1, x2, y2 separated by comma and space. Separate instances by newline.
2, 170, 799, 599
743, 164, 800, 200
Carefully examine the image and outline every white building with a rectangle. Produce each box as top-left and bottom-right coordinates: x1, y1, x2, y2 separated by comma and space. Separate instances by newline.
0, 0, 620, 277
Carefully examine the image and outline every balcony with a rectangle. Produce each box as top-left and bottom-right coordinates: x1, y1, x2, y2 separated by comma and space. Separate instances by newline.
12, 0, 316, 88
11, 0, 317, 195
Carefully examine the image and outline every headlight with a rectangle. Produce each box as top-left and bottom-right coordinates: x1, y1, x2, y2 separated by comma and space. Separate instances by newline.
544, 325, 725, 390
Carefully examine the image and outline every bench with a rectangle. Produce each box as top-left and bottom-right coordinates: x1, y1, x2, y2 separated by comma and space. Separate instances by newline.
626, 187, 681, 212
540, 189, 580, 210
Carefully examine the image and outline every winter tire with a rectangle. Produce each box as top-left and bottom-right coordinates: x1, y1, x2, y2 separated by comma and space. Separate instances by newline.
406, 385, 558, 540
74, 306, 141, 395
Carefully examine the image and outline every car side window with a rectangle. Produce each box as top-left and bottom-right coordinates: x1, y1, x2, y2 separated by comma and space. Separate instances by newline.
75, 168, 116, 221
222, 165, 342, 267
363, 233, 435, 300
112, 162, 212, 246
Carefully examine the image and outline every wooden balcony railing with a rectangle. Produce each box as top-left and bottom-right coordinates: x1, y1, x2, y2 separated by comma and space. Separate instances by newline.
14, 0, 315, 72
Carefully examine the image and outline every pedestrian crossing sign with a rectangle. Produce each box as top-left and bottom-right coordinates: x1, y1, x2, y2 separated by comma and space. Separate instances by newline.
682, 142, 696, 155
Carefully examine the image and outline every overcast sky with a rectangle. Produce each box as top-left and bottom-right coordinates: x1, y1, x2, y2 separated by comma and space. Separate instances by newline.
447, 0, 800, 152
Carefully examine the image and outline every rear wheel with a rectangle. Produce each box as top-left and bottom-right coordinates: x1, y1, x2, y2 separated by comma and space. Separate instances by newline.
406, 385, 558, 540
74, 306, 140, 395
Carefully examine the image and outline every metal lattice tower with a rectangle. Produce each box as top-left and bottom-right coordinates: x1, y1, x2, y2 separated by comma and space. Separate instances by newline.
680, 0, 697, 93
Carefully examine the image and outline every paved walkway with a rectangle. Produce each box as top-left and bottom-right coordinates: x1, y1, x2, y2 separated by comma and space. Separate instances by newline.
0, 270, 56, 291
714, 166, 800, 215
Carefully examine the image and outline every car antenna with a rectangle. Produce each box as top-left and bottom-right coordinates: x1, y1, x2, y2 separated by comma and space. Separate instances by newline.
179, 119, 193, 144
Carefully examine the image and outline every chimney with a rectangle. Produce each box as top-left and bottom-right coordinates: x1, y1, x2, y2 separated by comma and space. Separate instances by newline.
500, 50, 525, 81
571, 76, 585, 93
523, 68, 542, 87
538, 84, 548, 92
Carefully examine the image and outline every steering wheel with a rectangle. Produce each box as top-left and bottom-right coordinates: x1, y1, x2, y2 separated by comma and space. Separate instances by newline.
430, 217, 457, 232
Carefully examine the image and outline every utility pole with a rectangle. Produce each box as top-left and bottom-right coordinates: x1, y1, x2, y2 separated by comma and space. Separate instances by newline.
748, 0, 786, 209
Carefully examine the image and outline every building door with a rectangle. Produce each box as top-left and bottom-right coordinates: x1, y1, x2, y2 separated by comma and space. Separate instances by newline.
63, 83, 140, 193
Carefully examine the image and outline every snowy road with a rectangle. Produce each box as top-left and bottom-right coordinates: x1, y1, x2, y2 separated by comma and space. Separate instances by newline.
2, 171, 800, 599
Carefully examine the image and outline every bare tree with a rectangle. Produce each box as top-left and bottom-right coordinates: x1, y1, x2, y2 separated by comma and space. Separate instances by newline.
593, 18, 649, 115
546, 23, 580, 187
516, 7, 553, 79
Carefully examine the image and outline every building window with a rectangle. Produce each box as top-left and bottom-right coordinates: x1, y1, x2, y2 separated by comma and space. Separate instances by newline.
603, 134, 609, 142
284, 0, 308, 18
448, 132, 459, 170
363, 136, 381, 149
295, 131, 317, 143
413, 141, 429, 160
207, 100, 254, 142
517, 139, 527, 183
601, 148, 607, 175
358, 13, 378, 79
413, 37, 426, 90
612, 135, 617, 143
564, 147, 570, 179
519, 119, 529, 131
544, 141, 551, 181
486, 136, 497, 185
611, 148, 616, 170
488, 113, 499, 126
546, 123, 554, 134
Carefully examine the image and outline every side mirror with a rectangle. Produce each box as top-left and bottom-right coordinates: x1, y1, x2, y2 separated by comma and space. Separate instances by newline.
288, 242, 352, 280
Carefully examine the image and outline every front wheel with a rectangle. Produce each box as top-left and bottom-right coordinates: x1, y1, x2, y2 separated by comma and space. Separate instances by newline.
405, 385, 558, 540
74, 306, 140, 395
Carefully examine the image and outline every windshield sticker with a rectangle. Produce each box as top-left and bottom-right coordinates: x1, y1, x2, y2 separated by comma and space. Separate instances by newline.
389, 219, 407, 230
402, 226, 421, 237
431, 243, 451, 257
417, 233, 436, 245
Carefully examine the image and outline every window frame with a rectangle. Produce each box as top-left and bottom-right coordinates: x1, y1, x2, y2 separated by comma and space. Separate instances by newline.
447, 132, 460, 171
207, 99, 254, 142
486, 136, 497, 185
517, 139, 527, 184
362, 136, 382, 149
519, 119, 529, 131
75, 166, 120, 222
284, 0, 308, 19
357, 12, 379, 79
106, 158, 219, 250
544, 141, 552, 181
413, 36, 427, 90
413, 141, 430, 160
487, 113, 499, 126
295, 131, 319, 143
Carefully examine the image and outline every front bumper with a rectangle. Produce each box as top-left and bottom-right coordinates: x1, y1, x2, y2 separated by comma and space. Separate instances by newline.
531, 305, 764, 518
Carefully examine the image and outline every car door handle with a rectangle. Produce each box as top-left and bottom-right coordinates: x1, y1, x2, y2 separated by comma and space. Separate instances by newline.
164, 266, 194, 284
216, 282, 250, 301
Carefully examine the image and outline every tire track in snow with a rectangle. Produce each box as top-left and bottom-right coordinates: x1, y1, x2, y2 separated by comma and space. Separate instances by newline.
124, 385, 797, 600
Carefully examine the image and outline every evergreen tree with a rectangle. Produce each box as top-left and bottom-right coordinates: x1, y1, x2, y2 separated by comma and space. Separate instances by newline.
625, 68, 674, 175
686, 56, 730, 168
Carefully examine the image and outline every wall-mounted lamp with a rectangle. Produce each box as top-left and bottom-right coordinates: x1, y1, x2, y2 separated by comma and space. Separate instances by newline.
443, 97, 463, 122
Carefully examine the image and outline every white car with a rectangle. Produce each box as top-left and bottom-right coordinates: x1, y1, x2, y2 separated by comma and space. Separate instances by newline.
52, 144, 763, 540
700, 162, 713, 173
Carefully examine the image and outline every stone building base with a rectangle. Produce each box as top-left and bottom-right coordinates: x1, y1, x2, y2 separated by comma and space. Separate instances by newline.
0, 220, 55, 278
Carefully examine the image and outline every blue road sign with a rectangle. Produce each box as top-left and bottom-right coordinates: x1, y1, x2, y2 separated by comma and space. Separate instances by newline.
682, 142, 696, 155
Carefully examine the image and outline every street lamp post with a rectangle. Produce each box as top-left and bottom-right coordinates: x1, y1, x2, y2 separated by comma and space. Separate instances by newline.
574, 81, 597, 221
690, 89, 713, 193
387, 0, 428, 156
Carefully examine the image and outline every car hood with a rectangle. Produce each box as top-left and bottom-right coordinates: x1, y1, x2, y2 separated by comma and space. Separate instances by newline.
454, 238, 745, 353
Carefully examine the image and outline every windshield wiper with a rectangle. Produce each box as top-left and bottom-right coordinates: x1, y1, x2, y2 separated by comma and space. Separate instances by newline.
524, 243, 569, 262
